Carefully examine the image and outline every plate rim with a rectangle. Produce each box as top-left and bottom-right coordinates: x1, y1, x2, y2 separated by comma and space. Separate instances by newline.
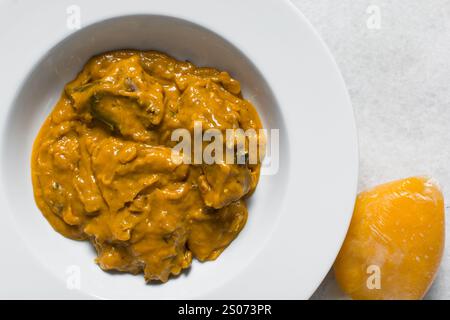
0, 0, 358, 299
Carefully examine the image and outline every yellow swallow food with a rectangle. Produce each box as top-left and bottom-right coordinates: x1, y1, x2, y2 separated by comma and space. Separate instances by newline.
31, 50, 263, 282
334, 177, 445, 299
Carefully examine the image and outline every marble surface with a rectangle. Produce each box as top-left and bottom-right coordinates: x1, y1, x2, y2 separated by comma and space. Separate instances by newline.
290, 0, 450, 299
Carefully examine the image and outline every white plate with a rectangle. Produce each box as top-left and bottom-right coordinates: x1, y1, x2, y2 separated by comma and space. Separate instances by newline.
0, 0, 358, 299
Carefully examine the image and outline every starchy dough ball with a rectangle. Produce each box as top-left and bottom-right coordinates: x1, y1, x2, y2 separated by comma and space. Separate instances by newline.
334, 177, 445, 300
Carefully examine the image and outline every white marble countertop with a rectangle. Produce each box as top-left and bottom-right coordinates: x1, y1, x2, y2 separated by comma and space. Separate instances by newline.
290, 0, 450, 299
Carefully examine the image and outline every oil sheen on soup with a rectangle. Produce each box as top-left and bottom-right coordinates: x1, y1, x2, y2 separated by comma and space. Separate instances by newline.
31, 50, 264, 282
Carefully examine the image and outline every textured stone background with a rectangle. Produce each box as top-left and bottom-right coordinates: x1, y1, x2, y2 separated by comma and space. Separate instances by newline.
290, 0, 450, 299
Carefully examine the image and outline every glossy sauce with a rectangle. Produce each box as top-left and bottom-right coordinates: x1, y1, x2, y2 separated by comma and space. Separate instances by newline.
31, 50, 263, 282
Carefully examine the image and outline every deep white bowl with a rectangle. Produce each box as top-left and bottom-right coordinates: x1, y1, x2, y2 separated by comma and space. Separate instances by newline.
0, 0, 358, 299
